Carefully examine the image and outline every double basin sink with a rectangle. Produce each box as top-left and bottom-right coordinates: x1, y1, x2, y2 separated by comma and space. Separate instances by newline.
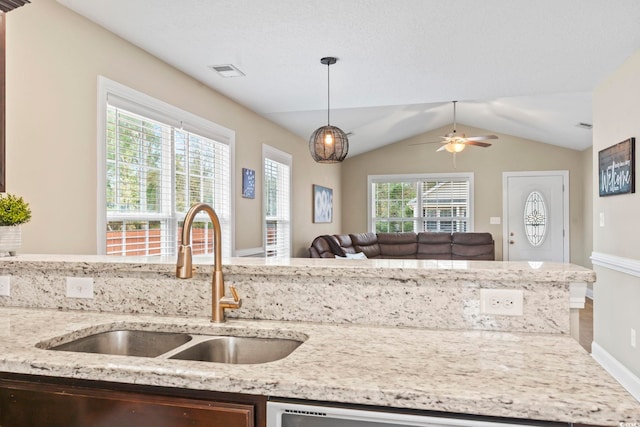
43, 330, 304, 365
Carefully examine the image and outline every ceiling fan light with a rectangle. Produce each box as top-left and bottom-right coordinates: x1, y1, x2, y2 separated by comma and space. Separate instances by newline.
309, 125, 349, 163
445, 142, 466, 153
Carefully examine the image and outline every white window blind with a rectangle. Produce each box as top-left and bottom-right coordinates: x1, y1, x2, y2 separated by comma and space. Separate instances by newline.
100, 78, 233, 257
369, 174, 473, 233
263, 146, 291, 258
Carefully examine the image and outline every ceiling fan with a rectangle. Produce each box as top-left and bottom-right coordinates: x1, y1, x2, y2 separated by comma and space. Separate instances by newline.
413, 101, 498, 153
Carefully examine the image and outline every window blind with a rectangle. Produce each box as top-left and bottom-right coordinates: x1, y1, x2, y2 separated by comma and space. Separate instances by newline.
105, 104, 231, 257
370, 174, 472, 233
264, 155, 291, 258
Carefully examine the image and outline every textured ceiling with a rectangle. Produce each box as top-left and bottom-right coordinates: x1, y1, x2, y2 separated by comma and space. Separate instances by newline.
57, 0, 640, 156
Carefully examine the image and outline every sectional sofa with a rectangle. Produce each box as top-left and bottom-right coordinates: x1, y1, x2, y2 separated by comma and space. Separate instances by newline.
309, 232, 495, 260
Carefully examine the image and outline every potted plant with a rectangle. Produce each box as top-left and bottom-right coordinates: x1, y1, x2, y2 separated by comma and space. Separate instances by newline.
0, 193, 32, 256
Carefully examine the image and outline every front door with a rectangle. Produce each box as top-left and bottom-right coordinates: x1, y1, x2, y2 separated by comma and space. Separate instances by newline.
503, 171, 569, 262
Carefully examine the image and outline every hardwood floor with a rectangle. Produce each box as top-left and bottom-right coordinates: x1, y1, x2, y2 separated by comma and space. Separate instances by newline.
578, 297, 594, 353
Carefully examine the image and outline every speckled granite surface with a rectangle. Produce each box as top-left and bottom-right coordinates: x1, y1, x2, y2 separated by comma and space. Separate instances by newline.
0, 255, 595, 333
0, 307, 637, 425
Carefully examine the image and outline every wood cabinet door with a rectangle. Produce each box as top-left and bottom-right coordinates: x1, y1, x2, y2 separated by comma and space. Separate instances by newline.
0, 379, 254, 427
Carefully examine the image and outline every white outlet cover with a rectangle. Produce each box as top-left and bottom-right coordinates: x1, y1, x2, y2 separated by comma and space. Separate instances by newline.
0, 276, 10, 296
480, 289, 524, 316
66, 277, 94, 299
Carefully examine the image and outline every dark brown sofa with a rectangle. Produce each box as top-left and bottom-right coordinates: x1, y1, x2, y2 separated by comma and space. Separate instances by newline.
309, 232, 495, 260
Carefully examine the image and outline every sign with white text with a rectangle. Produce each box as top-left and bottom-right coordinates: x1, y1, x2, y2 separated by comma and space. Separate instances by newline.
599, 138, 635, 197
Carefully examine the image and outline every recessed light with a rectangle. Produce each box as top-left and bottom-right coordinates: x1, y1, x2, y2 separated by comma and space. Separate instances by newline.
209, 64, 245, 78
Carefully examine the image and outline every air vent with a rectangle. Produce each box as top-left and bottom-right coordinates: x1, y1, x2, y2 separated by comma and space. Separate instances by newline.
576, 122, 593, 130
209, 64, 245, 78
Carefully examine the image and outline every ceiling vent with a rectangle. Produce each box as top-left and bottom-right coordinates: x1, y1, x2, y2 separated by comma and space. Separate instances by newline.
576, 122, 593, 130
209, 64, 245, 78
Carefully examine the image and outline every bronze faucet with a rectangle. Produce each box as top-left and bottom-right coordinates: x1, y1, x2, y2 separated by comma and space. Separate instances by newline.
176, 202, 241, 322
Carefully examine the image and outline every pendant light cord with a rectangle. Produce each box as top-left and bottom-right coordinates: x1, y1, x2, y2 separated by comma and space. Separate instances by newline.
452, 101, 457, 134
327, 61, 331, 125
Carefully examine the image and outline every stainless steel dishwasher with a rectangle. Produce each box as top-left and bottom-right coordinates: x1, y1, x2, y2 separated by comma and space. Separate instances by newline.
267, 401, 566, 427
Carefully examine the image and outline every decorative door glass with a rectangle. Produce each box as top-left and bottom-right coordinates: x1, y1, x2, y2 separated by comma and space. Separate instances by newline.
524, 191, 547, 247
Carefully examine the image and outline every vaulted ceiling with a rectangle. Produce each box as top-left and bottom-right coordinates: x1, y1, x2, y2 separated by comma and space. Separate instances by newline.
57, 0, 640, 157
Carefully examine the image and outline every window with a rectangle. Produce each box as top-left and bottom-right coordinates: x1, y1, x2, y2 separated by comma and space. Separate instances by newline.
98, 77, 234, 257
369, 173, 473, 233
263, 145, 291, 258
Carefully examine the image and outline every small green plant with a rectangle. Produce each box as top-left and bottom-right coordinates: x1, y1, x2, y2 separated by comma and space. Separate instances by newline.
0, 193, 32, 226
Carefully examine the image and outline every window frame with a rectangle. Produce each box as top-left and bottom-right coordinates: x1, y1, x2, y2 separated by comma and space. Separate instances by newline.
367, 173, 474, 233
97, 76, 236, 255
262, 144, 292, 258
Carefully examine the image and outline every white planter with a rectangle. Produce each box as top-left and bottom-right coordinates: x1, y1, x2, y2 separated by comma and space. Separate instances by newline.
0, 225, 22, 256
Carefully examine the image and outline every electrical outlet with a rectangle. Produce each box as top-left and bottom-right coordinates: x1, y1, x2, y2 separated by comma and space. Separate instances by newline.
0, 276, 10, 296
632, 329, 637, 348
480, 289, 524, 316
66, 277, 94, 299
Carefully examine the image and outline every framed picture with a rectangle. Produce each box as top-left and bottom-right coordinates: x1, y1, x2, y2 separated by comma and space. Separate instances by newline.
313, 185, 333, 223
598, 137, 635, 197
242, 168, 255, 199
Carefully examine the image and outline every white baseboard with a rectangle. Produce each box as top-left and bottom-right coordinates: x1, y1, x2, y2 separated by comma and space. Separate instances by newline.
591, 342, 640, 402
585, 287, 593, 299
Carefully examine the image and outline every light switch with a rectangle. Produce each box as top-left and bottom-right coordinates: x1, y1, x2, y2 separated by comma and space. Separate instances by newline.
599, 212, 605, 227
490, 217, 501, 225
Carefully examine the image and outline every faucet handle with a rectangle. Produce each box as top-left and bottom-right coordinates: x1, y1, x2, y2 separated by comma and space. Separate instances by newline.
229, 285, 240, 302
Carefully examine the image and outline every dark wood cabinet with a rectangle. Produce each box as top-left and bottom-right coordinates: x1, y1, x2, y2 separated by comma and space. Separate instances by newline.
0, 374, 265, 427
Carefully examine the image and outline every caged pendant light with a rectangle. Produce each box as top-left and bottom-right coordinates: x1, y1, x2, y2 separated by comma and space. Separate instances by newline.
309, 57, 349, 163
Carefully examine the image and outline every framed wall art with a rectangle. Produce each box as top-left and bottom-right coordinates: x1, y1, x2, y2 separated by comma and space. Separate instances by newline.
313, 184, 333, 223
598, 137, 635, 197
242, 168, 255, 199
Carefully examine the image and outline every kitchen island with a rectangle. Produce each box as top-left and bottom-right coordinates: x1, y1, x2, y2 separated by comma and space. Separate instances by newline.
0, 255, 635, 425
0, 307, 639, 425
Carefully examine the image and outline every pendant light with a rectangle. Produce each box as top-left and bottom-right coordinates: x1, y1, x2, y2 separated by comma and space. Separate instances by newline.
309, 57, 349, 163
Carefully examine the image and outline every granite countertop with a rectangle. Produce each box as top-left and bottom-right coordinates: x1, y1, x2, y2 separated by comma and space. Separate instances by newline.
0, 307, 637, 425
0, 254, 597, 283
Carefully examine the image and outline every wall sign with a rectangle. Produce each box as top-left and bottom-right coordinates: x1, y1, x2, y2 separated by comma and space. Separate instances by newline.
242, 168, 255, 199
313, 184, 333, 223
599, 137, 635, 197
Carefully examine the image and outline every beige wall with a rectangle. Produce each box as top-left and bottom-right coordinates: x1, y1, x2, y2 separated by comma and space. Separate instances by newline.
592, 48, 640, 376
5, 0, 340, 258
581, 148, 593, 269
341, 124, 589, 265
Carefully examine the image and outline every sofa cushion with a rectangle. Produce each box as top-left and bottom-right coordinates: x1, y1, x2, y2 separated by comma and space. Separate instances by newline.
377, 232, 417, 258
334, 234, 356, 254
451, 232, 495, 260
417, 232, 452, 259
349, 232, 381, 258
309, 235, 337, 258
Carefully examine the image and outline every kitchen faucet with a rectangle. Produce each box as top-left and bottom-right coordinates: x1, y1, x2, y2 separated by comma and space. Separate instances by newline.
176, 202, 241, 322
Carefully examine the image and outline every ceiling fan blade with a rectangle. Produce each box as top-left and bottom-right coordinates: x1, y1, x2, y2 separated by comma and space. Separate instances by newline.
464, 135, 498, 142
436, 145, 448, 152
465, 141, 492, 148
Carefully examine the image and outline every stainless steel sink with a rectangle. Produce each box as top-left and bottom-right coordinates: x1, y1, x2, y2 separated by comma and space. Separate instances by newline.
169, 337, 302, 364
50, 330, 193, 357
